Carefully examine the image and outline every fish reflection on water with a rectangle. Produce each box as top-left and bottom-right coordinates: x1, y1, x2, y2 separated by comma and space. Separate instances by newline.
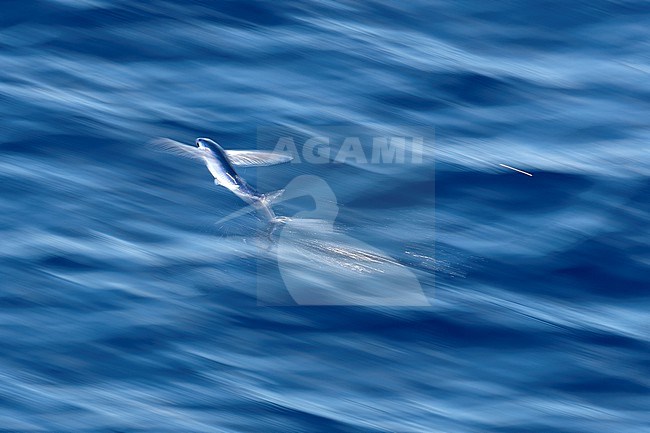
260, 175, 430, 306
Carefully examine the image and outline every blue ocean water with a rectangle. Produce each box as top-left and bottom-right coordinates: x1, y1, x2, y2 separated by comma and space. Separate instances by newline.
1, 0, 649, 431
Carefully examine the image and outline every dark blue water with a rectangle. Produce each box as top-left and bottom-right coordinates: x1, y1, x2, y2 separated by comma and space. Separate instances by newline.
1, 1, 649, 431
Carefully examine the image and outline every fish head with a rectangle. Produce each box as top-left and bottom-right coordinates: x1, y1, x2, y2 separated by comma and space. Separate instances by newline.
195, 137, 223, 154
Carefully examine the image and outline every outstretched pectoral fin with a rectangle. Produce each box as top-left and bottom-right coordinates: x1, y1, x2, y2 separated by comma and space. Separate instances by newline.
151, 138, 204, 160
225, 150, 293, 167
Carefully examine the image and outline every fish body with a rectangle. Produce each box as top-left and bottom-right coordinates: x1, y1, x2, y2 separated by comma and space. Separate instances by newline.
154, 137, 291, 222
196, 137, 278, 221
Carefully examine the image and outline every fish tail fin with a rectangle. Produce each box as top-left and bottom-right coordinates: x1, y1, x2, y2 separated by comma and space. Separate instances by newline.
265, 215, 291, 240
261, 189, 284, 206
270, 215, 291, 225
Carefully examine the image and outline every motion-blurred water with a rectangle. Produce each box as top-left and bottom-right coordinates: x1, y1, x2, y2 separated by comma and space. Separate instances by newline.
1, 1, 648, 431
